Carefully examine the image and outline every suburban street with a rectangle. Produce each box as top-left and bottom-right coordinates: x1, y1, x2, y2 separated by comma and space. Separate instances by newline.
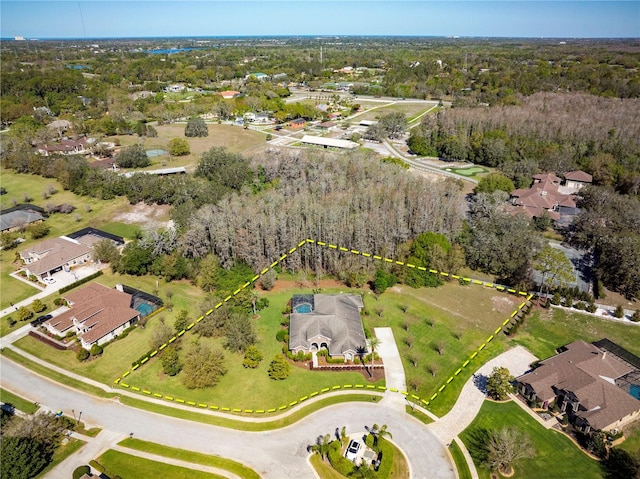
0, 357, 454, 479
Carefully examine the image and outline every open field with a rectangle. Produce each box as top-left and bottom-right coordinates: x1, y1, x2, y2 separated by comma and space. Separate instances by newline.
97, 449, 225, 479
111, 123, 266, 171
355, 102, 434, 122
460, 400, 602, 479
509, 307, 640, 359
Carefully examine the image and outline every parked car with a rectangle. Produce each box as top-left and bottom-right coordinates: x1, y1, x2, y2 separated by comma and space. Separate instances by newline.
345, 439, 361, 462
31, 314, 52, 327
42, 277, 56, 285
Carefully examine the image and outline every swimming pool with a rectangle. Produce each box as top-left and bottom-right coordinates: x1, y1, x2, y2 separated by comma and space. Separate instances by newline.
294, 304, 312, 314
630, 384, 640, 400
146, 149, 169, 157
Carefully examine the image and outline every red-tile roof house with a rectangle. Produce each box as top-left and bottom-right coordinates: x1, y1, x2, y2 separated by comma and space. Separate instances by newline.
19, 237, 92, 281
36, 139, 89, 157
44, 283, 140, 349
564, 170, 593, 192
517, 340, 640, 433
509, 172, 579, 220
218, 90, 241, 99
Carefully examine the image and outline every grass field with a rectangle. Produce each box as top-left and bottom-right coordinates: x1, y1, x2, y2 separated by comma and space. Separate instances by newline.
355, 102, 434, 122
97, 449, 225, 479
111, 123, 266, 171
0, 387, 40, 414
119, 438, 260, 479
442, 166, 489, 177
460, 400, 602, 479
509, 308, 640, 359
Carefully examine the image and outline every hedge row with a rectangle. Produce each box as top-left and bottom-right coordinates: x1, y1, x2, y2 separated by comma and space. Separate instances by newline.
327, 440, 355, 476
58, 270, 103, 294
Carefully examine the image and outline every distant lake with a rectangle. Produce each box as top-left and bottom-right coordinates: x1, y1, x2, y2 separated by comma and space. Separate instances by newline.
145, 47, 202, 54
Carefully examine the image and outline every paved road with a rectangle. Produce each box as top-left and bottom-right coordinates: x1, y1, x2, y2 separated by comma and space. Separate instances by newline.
0, 358, 455, 479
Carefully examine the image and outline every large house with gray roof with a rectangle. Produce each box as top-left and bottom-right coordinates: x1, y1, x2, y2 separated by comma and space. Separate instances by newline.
289, 294, 367, 362
517, 339, 640, 433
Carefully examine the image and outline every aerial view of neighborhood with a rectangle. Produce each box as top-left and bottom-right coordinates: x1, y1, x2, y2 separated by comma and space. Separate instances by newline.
0, 1, 639, 478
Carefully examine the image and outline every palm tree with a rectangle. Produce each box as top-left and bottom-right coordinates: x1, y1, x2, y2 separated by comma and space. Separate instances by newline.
309, 434, 332, 462
371, 423, 392, 447
367, 336, 381, 369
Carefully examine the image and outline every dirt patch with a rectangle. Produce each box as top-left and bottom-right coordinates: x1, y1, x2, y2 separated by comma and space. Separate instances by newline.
491, 295, 519, 314
113, 202, 173, 230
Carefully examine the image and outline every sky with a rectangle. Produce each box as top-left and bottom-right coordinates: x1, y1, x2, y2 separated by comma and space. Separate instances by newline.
1, 1, 639, 39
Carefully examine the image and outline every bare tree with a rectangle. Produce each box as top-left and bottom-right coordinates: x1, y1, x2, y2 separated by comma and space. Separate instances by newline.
486, 427, 535, 475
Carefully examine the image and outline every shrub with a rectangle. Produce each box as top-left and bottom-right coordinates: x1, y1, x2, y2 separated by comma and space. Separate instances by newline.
632, 310, 640, 322
564, 294, 573, 308
268, 355, 290, 380
586, 302, 598, 313
242, 345, 263, 368
275, 329, 288, 342
53, 297, 66, 306
17, 306, 33, 322
551, 292, 562, 306
31, 299, 46, 313
5, 316, 16, 328
613, 305, 625, 318
73, 465, 90, 479
90, 344, 103, 356
168, 137, 190, 156
574, 301, 586, 311
76, 348, 90, 362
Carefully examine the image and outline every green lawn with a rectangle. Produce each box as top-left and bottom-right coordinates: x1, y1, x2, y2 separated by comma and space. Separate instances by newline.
460, 400, 602, 479
443, 166, 489, 177
97, 449, 225, 479
0, 387, 40, 414
35, 438, 85, 478
364, 283, 522, 416
119, 438, 260, 479
509, 308, 640, 359
449, 440, 473, 479
618, 420, 640, 454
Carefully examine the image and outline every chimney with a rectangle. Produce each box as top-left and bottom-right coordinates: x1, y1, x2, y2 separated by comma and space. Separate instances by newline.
115, 284, 124, 292
602, 351, 607, 360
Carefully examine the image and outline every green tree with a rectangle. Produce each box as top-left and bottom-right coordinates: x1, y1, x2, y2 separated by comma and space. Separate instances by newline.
30, 299, 46, 313
195, 147, 252, 191
174, 309, 190, 333
92, 239, 120, 264
149, 319, 174, 350
181, 342, 227, 389
268, 354, 291, 380
372, 268, 397, 295
116, 144, 150, 168
474, 173, 515, 194
28, 222, 50, 240
118, 242, 152, 275
1, 232, 17, 250
486, 427, 535, 475
185, 117, 208, 137
224, 312, 256, 352
367, 336, 381, 368
168, 137, 190, 156
161, 345, 182, 376
486, 367, 515, 400
0, 436, 51, 479
16, 306, 33, 322
533, 245, 575, 300
309, 434, 332, 462
242, 345, 263, 368
370, 423, 392, 447
379, 112, 407, 139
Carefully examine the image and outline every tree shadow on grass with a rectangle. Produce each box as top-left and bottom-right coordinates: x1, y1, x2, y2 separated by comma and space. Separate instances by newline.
463, 427, 490, 465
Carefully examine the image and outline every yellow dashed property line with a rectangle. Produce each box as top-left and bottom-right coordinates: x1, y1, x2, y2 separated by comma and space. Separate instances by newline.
114, 238, 535, 412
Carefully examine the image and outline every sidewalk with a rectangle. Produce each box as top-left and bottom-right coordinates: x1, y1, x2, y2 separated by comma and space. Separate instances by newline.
374, 327, 407, 413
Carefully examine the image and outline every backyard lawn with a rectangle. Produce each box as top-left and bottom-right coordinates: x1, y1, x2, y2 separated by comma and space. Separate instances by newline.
460, 400, 602, 479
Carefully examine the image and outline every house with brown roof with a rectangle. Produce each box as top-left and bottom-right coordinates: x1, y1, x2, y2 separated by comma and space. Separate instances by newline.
289, 118, 307, 129
289, 294, 367, 362
563, 170, 593, 192
509, 171, 589, 221
517, 340, 640, 433
36, 138, 90, 157
19, 237, 92, 281
44, 283, 141, 349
